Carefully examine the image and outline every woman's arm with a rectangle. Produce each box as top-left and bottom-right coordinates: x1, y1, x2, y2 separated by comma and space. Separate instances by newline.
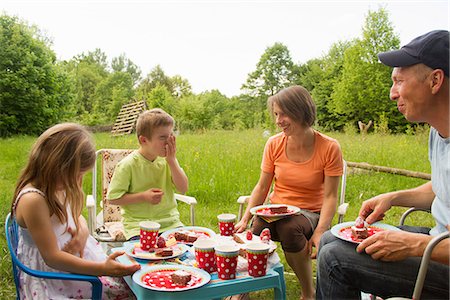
16, 193, 140, 276
309, 175, 340, 257
235, 171, 274, 232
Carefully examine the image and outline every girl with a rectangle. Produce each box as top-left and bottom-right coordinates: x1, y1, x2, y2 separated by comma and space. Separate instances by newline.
11, 123, 140, 299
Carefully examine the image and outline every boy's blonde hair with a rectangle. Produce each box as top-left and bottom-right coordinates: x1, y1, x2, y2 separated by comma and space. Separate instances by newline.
12, 123, 96, 231
136, 108, 174, 140
267, 85, 316, 127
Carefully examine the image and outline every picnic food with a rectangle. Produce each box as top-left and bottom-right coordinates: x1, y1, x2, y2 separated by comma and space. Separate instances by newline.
351, 217, 369, 240
170, 270, 192, 286
155, 247, 174, 257
260, 228, 271, 244
246, 230, 253, 240
156, 236, 166, 248
269, 205, 289, 214
233, 233, 245, 244
174, 230, 199, 243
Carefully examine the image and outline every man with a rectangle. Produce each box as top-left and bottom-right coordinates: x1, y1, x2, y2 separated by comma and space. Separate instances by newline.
316, 30, 449, 299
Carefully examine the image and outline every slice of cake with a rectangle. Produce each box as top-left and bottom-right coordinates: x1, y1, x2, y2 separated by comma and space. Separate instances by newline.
155, 247, 174, 257
233, 233, 245, 244
186, 232, 198, 243
174, 230, 189, 241
171, 270, 191, 286
351, 217, 369, 240
269, 205, 288, 214
351, 226, 369, 239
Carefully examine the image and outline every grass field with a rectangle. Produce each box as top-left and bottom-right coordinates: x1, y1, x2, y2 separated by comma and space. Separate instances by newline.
0, 129, 433, 299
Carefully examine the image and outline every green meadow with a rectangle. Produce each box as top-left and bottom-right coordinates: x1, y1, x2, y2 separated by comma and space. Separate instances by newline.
0, 129, 433, 299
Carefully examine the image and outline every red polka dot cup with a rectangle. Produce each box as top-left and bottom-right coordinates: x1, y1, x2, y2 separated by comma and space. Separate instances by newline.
246, 242, 270, 277
218, 213, 236, 236
215, 244, 239, 280
139, 221, 160, 250
193, 239, 217, 273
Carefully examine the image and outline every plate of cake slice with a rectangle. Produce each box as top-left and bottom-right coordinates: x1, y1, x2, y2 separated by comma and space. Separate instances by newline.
331, 221, 400, 244
133, 264, 210, 291
160, 226, 216, 245
250, 204, 300, 217
125, 241, 189, 261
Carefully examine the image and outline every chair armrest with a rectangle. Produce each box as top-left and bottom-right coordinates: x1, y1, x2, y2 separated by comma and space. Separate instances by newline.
175, 193, 197, 205
413, 231, 450, 300
399, 207, 431, 226
175, 194, 197, 226
237, 196, 250, 204
86, 195, 96, 235
237, 196, 250, 221
337, 202, 349, 224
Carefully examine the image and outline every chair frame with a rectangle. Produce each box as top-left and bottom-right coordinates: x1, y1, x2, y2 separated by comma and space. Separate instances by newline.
5, 213, 102, 300
237, 159, 349, 223
397, 207, 448, 300
86, 149, 197, 239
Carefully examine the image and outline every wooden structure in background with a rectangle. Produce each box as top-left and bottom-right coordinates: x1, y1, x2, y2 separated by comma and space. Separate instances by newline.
111, 101, 147, 136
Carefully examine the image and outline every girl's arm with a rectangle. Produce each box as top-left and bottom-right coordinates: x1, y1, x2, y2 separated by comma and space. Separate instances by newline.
16, 193, 140, 276
308, 175, 340, 258
235, 170, 274, 232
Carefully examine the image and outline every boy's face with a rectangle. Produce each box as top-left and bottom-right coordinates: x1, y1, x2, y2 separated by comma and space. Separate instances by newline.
141, 125, 173, 158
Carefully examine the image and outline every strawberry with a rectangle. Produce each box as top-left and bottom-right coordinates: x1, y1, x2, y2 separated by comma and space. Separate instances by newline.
260, 228, 271, 240
246, 230, 253, 240
156, 236, 166, 248
355, 216, 365, 229
261, 236, 270, 244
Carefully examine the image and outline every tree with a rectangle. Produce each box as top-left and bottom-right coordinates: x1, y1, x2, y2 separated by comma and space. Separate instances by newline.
111, 53, 141, 86
330, 8, 406, 132
147, 84, 176, 115
0, 15, 74, 136
137, 65, 192, 100
299, 41, 351, 130
242, 42, 295, 98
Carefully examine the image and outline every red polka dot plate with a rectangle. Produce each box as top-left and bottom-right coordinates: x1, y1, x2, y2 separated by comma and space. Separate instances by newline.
132, 265, 211, 291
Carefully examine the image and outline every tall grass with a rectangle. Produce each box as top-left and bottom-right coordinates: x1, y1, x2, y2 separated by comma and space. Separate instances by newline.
0, 129, 432, 299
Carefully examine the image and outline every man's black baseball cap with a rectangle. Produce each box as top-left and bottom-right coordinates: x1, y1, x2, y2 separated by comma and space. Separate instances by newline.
378, 30, 449, 77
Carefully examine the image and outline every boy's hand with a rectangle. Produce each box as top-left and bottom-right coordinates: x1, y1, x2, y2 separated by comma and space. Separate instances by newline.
145, 188, 164, 204
165, 134, 177, 163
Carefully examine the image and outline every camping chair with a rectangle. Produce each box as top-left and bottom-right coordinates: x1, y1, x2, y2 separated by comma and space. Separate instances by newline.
384, 208, 449, 300
5, 213, 102, 300
237, 159, 349, 224
86, 149, 197, 242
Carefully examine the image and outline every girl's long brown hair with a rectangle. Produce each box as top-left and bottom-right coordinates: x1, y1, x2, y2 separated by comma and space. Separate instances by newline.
11, 123, 96, 231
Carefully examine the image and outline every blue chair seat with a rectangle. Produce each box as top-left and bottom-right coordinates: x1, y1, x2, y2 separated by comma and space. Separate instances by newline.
5, 213, 103, 300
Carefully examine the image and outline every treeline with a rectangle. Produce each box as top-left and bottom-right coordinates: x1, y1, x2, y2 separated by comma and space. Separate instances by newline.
0, 8, 420, 137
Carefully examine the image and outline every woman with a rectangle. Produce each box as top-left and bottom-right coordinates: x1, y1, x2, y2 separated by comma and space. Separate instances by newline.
235, 85, 343, 300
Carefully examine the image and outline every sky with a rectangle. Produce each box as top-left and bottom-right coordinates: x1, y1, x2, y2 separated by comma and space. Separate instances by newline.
1, 0, 449, 97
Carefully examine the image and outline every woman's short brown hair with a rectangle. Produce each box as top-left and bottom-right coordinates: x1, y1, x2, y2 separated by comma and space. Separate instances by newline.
267, 85, 316, 127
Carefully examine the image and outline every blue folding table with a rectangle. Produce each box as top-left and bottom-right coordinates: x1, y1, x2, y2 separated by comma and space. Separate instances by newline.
112, 245, 286, 300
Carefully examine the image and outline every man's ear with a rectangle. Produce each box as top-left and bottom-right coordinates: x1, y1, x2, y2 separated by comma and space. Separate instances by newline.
430, 69, 445, 95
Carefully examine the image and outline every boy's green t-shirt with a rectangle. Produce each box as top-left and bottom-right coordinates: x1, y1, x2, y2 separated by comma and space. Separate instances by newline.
106, 151, 183, 239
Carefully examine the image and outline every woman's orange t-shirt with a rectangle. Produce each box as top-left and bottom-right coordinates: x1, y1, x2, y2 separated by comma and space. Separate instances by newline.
261, 130, 343, 212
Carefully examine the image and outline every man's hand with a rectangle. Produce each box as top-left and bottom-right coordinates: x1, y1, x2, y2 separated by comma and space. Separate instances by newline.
62, 218, 89, 257
144, 188, 164, 204
358, 194, 391, 224
308, 229, 325, 259
356, 230, 421, 261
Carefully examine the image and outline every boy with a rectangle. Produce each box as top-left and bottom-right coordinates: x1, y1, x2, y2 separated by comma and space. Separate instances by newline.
107, 108, 188, 239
